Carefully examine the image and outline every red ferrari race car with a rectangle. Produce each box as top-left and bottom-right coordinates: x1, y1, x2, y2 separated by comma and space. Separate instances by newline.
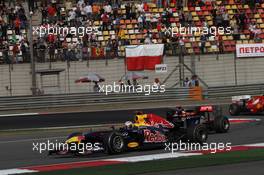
229, 95, 264, 115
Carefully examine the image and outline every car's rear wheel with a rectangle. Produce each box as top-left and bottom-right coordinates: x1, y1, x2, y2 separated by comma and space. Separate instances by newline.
229, 103, 240, 115
187, 124, 208, 144
214, 116, 230, 133
105, 132, 126, 154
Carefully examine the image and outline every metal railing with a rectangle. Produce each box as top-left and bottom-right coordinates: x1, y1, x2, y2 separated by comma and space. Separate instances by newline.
206, 84, 264, 99
0, 84, 264, 111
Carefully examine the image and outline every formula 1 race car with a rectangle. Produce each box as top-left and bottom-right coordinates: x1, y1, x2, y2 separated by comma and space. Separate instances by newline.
229, 95, 264, 115
49, 112, 208, 156
166, 105, 230, 133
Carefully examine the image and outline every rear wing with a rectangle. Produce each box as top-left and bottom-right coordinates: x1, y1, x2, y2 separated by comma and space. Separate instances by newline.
197, 105, 223, 116
199, 105, 213, 112
232, 95, 251, 102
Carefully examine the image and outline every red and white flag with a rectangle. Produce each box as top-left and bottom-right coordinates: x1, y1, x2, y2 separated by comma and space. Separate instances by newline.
125, 44, 164, 71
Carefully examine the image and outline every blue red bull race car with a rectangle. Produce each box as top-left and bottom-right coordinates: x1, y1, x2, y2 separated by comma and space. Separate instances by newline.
49, 110, 210, 156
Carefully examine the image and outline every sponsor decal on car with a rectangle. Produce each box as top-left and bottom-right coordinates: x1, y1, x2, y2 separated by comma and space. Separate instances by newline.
200, 105, 213, 112
146, 114, 174, 128
143, 129, 167, 143
127, 142, 139, 148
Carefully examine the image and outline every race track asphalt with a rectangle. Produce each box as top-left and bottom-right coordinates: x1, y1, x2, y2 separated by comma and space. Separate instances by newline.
0, 105, 230, 130
0, 108, 171, 130
0, 105, 263, 171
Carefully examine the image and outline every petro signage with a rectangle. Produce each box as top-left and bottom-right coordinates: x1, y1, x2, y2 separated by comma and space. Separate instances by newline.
236, 43, 264, 58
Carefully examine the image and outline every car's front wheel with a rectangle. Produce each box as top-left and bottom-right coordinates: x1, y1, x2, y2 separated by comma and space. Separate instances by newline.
105, 132, 126, 154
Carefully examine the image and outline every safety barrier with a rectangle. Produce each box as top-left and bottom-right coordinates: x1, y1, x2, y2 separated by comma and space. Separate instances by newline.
0, 84, 264, 111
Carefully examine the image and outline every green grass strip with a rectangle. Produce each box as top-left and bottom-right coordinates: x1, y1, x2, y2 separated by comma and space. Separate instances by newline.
27, 149, 264, 175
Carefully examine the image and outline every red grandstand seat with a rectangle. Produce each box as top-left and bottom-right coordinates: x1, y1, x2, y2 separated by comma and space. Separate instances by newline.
170, 18, 176, 22
223, 41, 230, 46
131, 20, 137, 24
195, 21, 202, 26
194, 48, 200, 54
246, 9, 251, 14
120, 25, 126, 29
192, 42, 199, 48
230, 41, 236, 45
259, 34, 264, 39
171, 8, 177, 12
243, 30, 250, 34
137, 34, 143, 39
207, 6, 213, 11
226, 45, 235, 52
197, 11, 203, 16
237, 5, 243, 9
120, 20, 125, 24
229, 0, 235, 5
189, 7, 195, 11
230, 46, 236, 51
201, 6, 207, 11
205, 1, 211, 6
204, 11, 210, 15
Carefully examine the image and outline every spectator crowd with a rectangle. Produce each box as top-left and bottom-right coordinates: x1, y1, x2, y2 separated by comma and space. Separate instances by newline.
0, 0, 264, 64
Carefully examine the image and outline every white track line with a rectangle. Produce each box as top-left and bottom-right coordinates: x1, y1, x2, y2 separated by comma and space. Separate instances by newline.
245, 143, 264, 147
1, 142, 264, 175
0, 169, 38, 175
107, 152, 201, 162
229, 118, 261, 122
0, 113, 39, 118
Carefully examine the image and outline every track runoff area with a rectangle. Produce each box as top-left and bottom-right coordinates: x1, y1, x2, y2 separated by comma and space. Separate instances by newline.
0, 103, 263, 175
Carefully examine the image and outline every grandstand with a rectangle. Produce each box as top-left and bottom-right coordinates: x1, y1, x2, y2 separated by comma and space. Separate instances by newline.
0, 0, 264, 63
0, 0, 264, 96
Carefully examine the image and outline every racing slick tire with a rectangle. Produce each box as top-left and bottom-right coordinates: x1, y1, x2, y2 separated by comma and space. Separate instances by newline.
105, 132, 126, 154
214, 116, 230, 133
229, 103, 240, 116
187, 124, 208, 144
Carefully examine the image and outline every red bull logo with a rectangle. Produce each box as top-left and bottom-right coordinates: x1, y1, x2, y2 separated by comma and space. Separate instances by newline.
143, 129, 167, 143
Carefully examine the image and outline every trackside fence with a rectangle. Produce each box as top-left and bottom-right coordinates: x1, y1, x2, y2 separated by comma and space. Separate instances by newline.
0, 84, 264, 111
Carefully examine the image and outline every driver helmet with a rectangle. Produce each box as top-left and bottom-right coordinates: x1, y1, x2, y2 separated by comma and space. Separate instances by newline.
134, 111, 144, 123
125, 121, 133, 128
175, 106, 185, 116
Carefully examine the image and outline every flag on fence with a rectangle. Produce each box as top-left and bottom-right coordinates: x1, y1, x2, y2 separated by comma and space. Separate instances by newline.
91, 47, 105, 58
125, 44, 164, 71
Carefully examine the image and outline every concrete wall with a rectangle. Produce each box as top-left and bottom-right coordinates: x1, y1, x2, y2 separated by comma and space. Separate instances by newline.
0, 54, 264, 96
